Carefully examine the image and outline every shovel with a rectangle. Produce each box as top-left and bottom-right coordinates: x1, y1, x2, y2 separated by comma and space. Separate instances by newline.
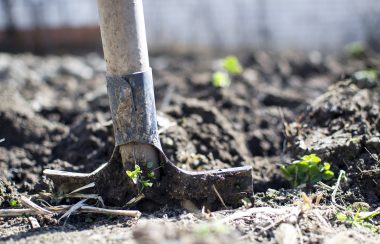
44, 0, 253, 208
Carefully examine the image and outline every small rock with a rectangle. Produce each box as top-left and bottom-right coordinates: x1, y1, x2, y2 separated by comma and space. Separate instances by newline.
275, 223, 298, 244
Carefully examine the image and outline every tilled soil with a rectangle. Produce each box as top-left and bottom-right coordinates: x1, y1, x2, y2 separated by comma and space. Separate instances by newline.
1, 50, 380, 243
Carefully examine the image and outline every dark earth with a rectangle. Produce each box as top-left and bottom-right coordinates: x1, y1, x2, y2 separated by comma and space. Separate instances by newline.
1, 49, 380, 243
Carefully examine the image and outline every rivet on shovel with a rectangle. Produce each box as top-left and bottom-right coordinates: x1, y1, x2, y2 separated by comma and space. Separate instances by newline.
44, 0, 253, 208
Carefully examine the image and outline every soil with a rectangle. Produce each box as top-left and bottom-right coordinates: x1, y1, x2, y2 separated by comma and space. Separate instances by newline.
1, 50, 380, 243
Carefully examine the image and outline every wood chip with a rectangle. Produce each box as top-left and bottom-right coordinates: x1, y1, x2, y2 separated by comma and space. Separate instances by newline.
275, 223, 298, 244
28, 216, 41, 229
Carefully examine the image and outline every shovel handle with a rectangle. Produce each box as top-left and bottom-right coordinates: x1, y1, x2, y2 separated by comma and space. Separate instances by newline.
97, 0, 160, 173
97, 0, 150, 75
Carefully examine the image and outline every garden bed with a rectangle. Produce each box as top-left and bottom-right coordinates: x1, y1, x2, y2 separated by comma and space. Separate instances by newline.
1, 50, 380, 243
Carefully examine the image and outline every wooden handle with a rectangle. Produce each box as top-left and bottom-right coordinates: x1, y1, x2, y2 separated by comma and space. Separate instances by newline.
97, 0, 150, 75
97, 0, 159, 174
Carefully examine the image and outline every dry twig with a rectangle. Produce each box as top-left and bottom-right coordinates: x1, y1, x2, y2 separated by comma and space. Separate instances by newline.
364, 147, 379, 163
212, 184, 227, 209
19, 196, 53, 215
1, 196, 141, 220
59, 198, 88, 223
0, 205, 141, 218
260, 207, 302, 233
67, 182, 96, 195
331, 170, 346, 211
0, 208, 35, 217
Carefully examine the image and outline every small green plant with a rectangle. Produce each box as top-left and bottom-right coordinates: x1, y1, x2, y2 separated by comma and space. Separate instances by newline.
212, 55, 242, 88
222, 55, 242, 74
126, 163, 154, 193
345, 42, 365, 58
336, 207, 380, 232
212, 71, 230, 88
353, 69, 378, 83
281, 154, 334, 187
8, 199, 18, 207
126, 164, 142, 184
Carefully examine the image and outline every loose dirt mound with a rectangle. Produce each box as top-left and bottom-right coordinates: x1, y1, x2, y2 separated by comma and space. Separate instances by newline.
0, 178, 18, 208
287, 80, 380, 203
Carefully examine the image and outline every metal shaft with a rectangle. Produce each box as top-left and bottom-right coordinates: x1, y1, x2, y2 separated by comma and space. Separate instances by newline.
97, 0, 159, 170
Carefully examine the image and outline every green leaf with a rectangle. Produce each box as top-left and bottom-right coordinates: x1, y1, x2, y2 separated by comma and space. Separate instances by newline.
302, 154, 321, 163
280, 153, 335, 187
126, 164, 142, 184
9, 199, 18, 207
222, 56, 242, 74
280, 166, 290, 176
353, 69, 378, 83
147, 171, 155, 179
345, 42, 365, 58
297, 160, 309, 166
141, 180, 153, 188
212, 71, 231, 88
322, 170, 334, 180
323, 162, 331, 170
309, 165, 322, 182
336, 212, 347, 221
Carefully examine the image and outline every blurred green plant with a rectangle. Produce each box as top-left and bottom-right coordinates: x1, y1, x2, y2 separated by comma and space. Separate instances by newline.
345, 42, 365, 58
336, 207, 380, 232
126, 164, 154, 192
212, 55, 242, 88
126, 164, 142, 184
353, 69, 378, 83
8, 199, 18, 207
222, 55, 242, 74
212, 71, 231, 88
281, 154, 334, 187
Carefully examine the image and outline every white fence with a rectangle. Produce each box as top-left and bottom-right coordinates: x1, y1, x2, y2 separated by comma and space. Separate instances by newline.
1, 0, 380, 51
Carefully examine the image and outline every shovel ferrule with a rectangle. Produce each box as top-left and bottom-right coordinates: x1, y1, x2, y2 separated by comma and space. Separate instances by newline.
106, 68, 162, 151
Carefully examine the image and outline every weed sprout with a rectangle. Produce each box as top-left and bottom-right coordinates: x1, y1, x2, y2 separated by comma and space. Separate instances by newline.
212, 55, 242, 88
281, 154, 334, 187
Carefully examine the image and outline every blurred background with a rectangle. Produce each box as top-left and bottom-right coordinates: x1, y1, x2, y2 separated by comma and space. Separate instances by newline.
1, 0, 380, 53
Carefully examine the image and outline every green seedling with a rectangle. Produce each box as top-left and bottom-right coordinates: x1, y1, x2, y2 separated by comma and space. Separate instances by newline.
141, 179, 153, 188
222, 55, 242, 74
336, 207, 380, 232
8, 199, 18, 207
345, 42, 365, 58
353, 69, 378, 83
126, 164, 142, 184
147, 171, 155, 178
281, 154, 334, 187
212, 55, 242, 88
126, 163, 154, 193
212, 71, 231, 88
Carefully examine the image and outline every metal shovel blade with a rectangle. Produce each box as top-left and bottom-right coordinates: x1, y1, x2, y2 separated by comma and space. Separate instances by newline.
44, 148, 253, 207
